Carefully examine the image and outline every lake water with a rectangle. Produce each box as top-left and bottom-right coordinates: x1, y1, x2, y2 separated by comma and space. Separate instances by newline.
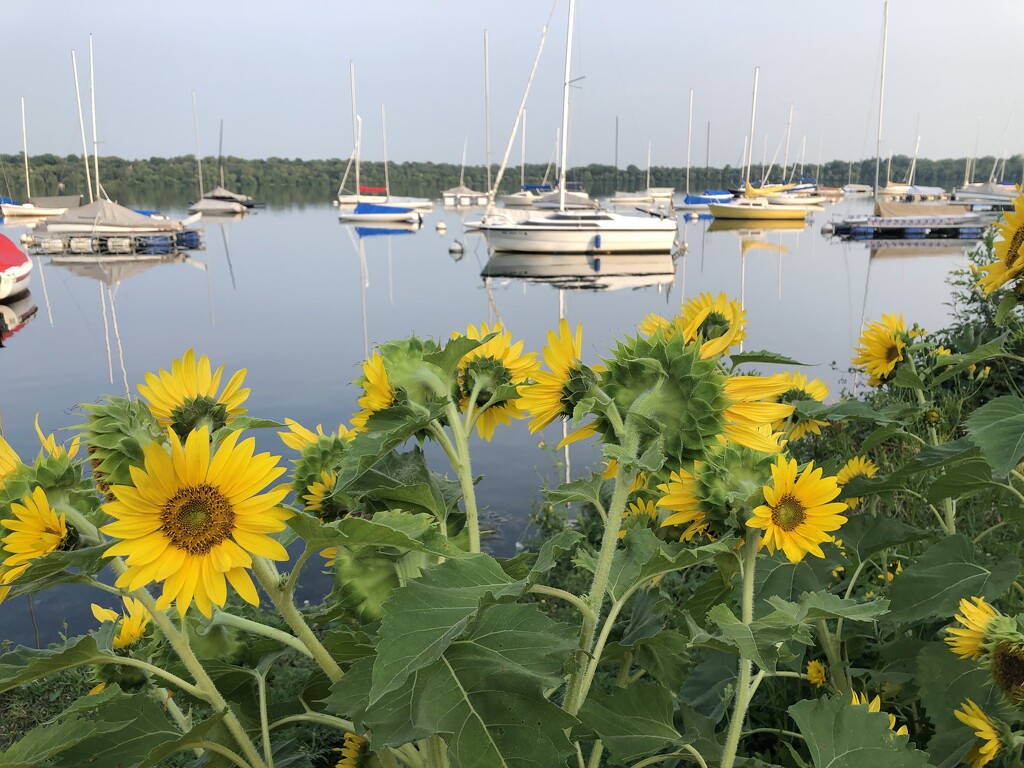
0, 196, 976, 645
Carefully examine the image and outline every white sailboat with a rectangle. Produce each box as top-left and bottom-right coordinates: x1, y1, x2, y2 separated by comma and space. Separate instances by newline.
477, 0, 677, 255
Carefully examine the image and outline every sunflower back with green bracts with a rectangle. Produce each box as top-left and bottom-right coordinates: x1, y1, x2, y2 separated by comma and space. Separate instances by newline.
76, 397, 165, 499
694, 443, 774, 538
597, 331, 728, 465
291, 433, 353, 522
0, 453, 101, 524
374, 336, 447, 412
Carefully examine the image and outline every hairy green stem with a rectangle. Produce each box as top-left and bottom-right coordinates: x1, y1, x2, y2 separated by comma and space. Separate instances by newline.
198, 741, 253, 768
741, 728, 804, 740
616, 651, 634, 687
106, 655, 204, 698
563, 453, 637, 715
210, 611, 314, 659
255, 673, 273, 768
587, 740, 604, 768
424, 735, 450, 768
719, 533, 760, 768
268, 712, 355, 732
631, 746, 709, 768
444, 402, 482, 553
816, 618, 849, 693
907, 355, 956, 533
283, 545, 314, 598
251, 557, 343, 683
529, 584, 596, 623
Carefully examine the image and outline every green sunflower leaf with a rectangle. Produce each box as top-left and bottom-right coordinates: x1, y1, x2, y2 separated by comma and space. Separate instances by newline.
286, 509, 466, 559
889, 365, 926, 390
606, 528, 733, 602
887, 534, 1019, 622
834, 515, 931, 566
0, 626, 116, 694
577, 684, 683, 764
543, 471, 605, 508
915, 642, 1004, 735
701, 602, 814, 671
369, 554, 528, 704
423, 333, 487, 377
345, 447, 463, 523
933, 334, 1009, 384
995, 292, 1019, 326
727, 350, 807, 366
926, 457, 995, 504
330, 603, 577, 767
789, 694, 931, 768
965, 395, 1024, 478
2, 544, 111, 600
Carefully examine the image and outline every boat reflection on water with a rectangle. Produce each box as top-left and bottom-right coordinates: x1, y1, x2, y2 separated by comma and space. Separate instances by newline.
480, 251, 676, 292
706, 217, 809, 234
0, 290, 38, 347
866, 239, 978, 259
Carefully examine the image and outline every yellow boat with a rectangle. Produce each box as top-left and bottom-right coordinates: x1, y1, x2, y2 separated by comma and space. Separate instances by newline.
707, 198, 809, 221
742, 181, 797, 198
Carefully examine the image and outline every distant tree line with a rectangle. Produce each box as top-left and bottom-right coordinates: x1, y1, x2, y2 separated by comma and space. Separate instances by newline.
1, 152, 1019, 207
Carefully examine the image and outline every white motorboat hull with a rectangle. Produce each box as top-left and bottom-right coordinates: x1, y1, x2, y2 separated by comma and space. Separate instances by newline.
337, 194, 434, 211
0, 259, 32, 300
479, 212, 677, 254
338, 210, 422, 224
500, 191, 539, 207
0, 203, 68, 218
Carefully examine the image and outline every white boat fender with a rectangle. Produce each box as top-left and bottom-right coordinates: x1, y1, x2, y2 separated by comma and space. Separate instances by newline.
820, 222, 835, 234
436, 221, 447, 233
448, 240, 464, 254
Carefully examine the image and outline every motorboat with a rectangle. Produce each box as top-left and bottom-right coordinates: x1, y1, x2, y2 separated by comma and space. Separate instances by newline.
0, 194, 82, 219
481, 250, 675, 291
0, 289, 37, 345
476, 209, 677, 254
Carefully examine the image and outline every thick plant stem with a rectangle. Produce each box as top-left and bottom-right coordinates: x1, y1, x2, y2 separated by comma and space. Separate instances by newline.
211, 611, 314, 659
816, 619, 849, 693
423, 735, 450, 767
907, 354, 956, 533
720, 533, 760, 768
444, 402, 481, 553
251, 557, 343, 683
563, 457, 636, 715
120, 581, 269, 768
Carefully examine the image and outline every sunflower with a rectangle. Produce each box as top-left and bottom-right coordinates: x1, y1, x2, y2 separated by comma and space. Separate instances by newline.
954, 700, 1001, 768
852, 314, 906, 385
334, 732, 367, 767
640, 292, 747, 359
0, 487, 69, 603
806, 659, 827, 688
518, 320, 601, 435
280, 418, 353, 450
102, 427, 290, 618
618, 499, 658, 538
770, 372, 829, 441
836, 456, 879, 510
747, 457, 848, 563
351, 353, 396, 431
722, 375, 794, 454
303, 469, 348, 522
945, 596, 998, 660
977, 187, 1024, 295
657, 467, 709, 542
0, 435, 21, 487
137, 349, 249, 438
992, 642, 1024, 704
34, 414, 81, 460
851, 691, 908, 736
454, 322, 540, 441
91, 596, 151, 649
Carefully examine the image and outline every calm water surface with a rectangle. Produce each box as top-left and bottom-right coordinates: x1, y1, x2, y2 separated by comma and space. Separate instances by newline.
0, 196, 974, 644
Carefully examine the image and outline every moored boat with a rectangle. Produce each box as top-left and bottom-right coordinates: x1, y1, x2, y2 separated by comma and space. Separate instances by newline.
0, 233, 32, 299
708, 198, 811, 221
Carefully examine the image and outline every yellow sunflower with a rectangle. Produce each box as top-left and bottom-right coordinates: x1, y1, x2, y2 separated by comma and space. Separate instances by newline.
279, 418, 354, 450
137, 349, 249, 436
102, 427, 290, 618
351, 352, 396, 431
639, 293, 747, 359
619, 499, 658, 538
954, 700, 1001, 768
0, 435, 21, 487
0, 486, 68, 603
747, 456, 848, 563
945, 596, 998, 660
851, 691, 908, 736
334, 732, 366, 767
771, 372, 829, 441
91, 596, 151, 650
806, 659, 827, 688
455, 322, 540, 441
852, 314, 906, 384
34, 413, 80, 460
657, 467, 708, 542
836, 456, 879, 510
304, 470, 339, 513
519, 320, 601, 436
977, 187, 1024, 295
722, 374, 795, 454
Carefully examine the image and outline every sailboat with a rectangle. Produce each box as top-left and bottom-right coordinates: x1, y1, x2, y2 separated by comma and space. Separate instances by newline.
336, 62, 432, 211
612, 142, 674, 204
0, 98, 81, 218
678, 92, 733, 211
442, 139, 489, 207
189, 95, 248, 215
477, 0, 677, 255
202, 120, 256, 209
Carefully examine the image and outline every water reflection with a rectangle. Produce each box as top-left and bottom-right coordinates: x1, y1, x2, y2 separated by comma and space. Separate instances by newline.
0, 290, 38, 347
481, 251, 676, 291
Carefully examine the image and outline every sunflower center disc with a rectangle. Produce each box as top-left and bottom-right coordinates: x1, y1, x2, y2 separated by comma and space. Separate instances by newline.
772, 496, 806, 531
1007, 227, 1024, 267
993, 642, 1024, 701
698, 311, 730, 340
161, 484, 235, 554
885, 343, 901, 363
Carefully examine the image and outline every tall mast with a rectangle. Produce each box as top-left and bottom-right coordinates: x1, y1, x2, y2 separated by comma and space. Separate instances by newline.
874, 0, 889, 195
685, 89, 694, 196
89, 34, 100, 201
218, 119, 225, 188
20, 98, 30, 199
459, 136, 468, 187
744, 66, 759, 187
192, 91, 204, 199
484, 30, 492, 193
646, 141, 652, 190
381, 105, 391, 198
350, 61, 360, 196
614, 115, 619, 192
557, 0, 576, 212
520, 108, 527, 189
71, 50, 93, 203
781, 103, 793, 183
906, 114, 921, 186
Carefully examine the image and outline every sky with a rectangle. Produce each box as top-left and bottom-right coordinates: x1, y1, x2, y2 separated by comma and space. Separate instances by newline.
2, 1, 1020, 172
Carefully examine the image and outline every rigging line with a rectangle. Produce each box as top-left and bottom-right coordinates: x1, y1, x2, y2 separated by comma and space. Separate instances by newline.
34, 256, 54, 327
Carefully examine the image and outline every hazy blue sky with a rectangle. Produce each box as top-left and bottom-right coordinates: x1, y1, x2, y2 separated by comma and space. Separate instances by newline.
2, 1, 1020, 171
